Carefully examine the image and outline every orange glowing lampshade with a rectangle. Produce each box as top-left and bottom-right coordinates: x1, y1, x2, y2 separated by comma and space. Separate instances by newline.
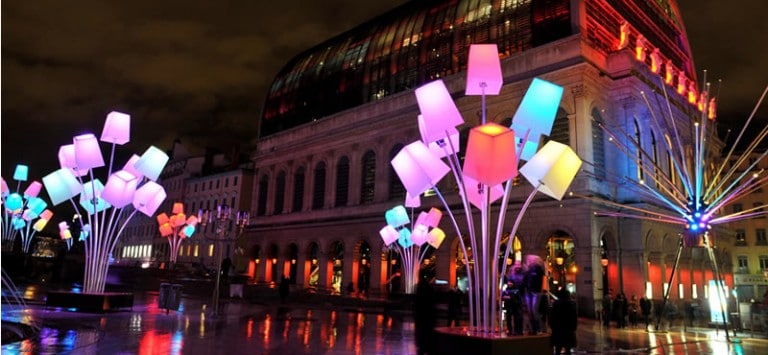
463, 123, 518, 186
601, 258, 609, 267
172, 202, 184, 214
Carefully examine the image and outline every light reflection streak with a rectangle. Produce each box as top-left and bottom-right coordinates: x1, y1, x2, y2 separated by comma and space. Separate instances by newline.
247, 318, 254, 338
263, 313, 272, 347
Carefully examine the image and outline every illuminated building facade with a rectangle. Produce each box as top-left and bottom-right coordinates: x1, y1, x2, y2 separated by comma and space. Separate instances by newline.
245, 0, 732, 315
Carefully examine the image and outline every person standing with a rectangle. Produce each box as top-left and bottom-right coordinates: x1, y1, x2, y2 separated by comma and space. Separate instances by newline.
640, 296, 652, 330
550, 289, 578, 355
279, 275, 290, 304
613, 293, 626, 328
447, 287, 463, 327
628, 294, 639, 328
414, 270, 437, 355
523, 255, 545, 334
502, 278, 524, 335
538, 290, 551, 332
602, 292, 613, 327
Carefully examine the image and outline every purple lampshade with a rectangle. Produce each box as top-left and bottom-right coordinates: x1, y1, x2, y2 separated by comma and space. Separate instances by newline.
424, 208, 442, 228
172, 202, 184, 214
80, 179, 111, 214
102, 170, 138, 208
463, 123, 518, 186
419, 115, 460, 158
385, 205, 410, 228
58, 144, 88, 177
23, 181, 42, 198
100, 111, 131, 145
391, 141, 450, 196
427, 228, 446, 248
519, 140, 582, 200
13, 165, 29, 182
121, 155, 145, 180
461, 173, 505, 209
134, 146, 169, 181
379, 225, 399, 246
510, 78, 564, 161
411, 224, 428, 246
465, 44, 503, 95
73, 134, 105, 170
415, 80, 464, 144
42, 168, 83, 206
133, 181, 167, 216
404, 192, 421, 208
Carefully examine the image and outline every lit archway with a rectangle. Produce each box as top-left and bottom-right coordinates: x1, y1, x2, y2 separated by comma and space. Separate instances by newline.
328, 241, 344, 295
546, 231, 576, 293
306, 242, 320, 289
286, 243, 299, 284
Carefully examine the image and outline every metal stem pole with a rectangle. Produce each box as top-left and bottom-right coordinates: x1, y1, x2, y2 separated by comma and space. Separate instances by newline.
655, 235, 683, 331
213, 239, 223, 316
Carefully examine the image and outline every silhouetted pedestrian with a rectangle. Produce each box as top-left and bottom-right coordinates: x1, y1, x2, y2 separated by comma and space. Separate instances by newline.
279, 275, 290, 303
550, 289, 577, 355
523, 255, 545, 334
640, 296, 652, 330
628, 294, 639, 328
502, 278, 523, 335
613, 293, 627, 328
447, 287, 463, 327
602, 292, 613, 327
414, 269, 437, 355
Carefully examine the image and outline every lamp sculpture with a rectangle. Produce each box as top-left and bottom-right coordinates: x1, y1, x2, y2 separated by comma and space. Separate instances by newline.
574, 76, 768, 341
1, 165, 54, 254
391, 44, 582, 334
41, 111, 169, 294
379, 203, 446, 294
197, 205, 248, 316
157, 202, 198, 270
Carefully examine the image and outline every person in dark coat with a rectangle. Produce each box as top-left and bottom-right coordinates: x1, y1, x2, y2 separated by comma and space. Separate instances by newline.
414, 270, 437, 355
502, 278, 524, 335
640, 296, 652, 330
550, 289, 577, 355
602, 292, 613, 327
447, 287, 463, 327
279, 275, 290, 303
522, 255, 545, 334
613, 293, 627, 328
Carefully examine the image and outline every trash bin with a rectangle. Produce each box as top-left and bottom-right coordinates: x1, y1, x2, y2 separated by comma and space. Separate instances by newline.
159, 283, 182, 313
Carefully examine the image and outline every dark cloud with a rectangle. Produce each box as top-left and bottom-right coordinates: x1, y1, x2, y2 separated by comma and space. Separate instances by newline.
2, 0, 765, 181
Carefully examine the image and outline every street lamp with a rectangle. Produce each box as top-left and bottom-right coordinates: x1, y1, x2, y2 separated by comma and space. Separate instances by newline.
156, 202, 198, 270
198, 205, 248, 316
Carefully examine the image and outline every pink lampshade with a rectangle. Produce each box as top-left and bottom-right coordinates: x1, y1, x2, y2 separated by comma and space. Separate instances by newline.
465, 44, 503, 95
156, 213, 170, 225
102, 170, 138, 208
73, 134, 105, 170
23, 181, 42, 198
172, 202, 184, 214
185, 215, 199, 226
58, 144, 88, 177
13, 164, 29, 181
391, 141, 450, 197
58, 221, 72, 240
100, 111, 131, 145
461, 174, 505, 209
379, 225, 399, 246
423, 208, 442, 228
1, 178, 8, 197
463, 123, 518, 186
411, 224, 429, 245
132, 181, 167, 216
427, 228, 446, 248
404, 192, 421, 208
40, 209, 54, 220
122, 155, 145, 179
415, 80, 464, 144
510, 78, 564, 161
42, 168, 83, 205
519, 140, 582, 200
419, 115, 460, 158
134, 146, 169, 181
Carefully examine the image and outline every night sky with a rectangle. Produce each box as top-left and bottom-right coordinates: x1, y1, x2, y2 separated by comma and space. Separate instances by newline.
2, 0, 766, 181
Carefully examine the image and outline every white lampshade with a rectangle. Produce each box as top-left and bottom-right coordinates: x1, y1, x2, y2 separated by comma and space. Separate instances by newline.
385, 205, 410, 228
122, 154, 145, 180
134, 146, 169, 181
13, 164, 29, 181
398, 228, 414, 248
23, 181, 42, 198
58, 144, 88, 177
80, 179, 111, 214
510, 78, 564, 161
419, 115, 460, 158
133, 181, 167, 216
519, 140, 582, 200
42, 168, 83, 205
461, 174, 505, 209
100, 111, 131, 145
415, 80, 464, 144
405, 192, 421, 208
465, 44, 503, 95
379, 225, 400, 246
427, 228, 446, 249
391, 141, 450, 196
102, 170, 138, 208
411, 224, 429, 246
463, 123, 518, 186
73, 133, 105, 170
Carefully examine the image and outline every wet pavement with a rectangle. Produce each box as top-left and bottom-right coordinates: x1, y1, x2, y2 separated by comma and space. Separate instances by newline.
3, 286, 768, 354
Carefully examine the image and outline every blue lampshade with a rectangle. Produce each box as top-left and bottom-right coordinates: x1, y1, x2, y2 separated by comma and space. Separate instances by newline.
385, 205, 410, 228
398, 228, 414, 248
12, 216, 26, 230
42, 168, 83, 206
182, 224, 196, 237
80, 179, 111, 214
13, 165, 29, 182
26, 197, 47, 216
5, 193, 24, 213
134, 146, 169, 181
510, 78, 564, 161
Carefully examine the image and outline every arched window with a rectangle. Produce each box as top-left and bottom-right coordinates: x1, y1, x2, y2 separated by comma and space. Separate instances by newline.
634, 119, 644, 181
312, 162, 326, 210
388, 144, 405, 200
335, 156, 350, 207
274, 171, 286, 215
293, 167, 305, 212
360, 150, 376, 204
591, 108, 605, 179
257, 175, 268, 216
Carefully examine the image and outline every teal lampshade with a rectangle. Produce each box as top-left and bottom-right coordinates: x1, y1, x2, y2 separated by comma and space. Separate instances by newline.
42, 168, 83, 205
5, 193, 24, 213
100, 111, 131, 145
73, 133, 105, 170
510, 78, 564, 161
80, 179, 111, 214
132, 181, 167, 216
12, 216, 26, 230
397, 228, 414, 248
25, 197, 47, 217
519, 140, 582, 200
13, 164, 29, 182
134, 146, 169, 181
385, 205, 410, 228
182, 224, 195, 237
102, 170, 138, 208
